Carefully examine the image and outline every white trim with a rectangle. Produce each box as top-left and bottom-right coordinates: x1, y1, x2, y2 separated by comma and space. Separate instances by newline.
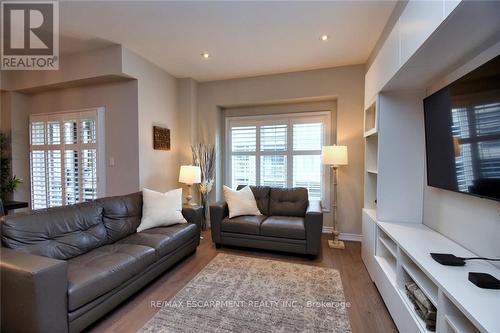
96, 107, 106, 198
322, 226, 362, 242
225, 111, 332, 206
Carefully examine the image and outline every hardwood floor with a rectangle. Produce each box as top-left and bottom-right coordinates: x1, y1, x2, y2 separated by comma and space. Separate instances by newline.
87, 231, 397, 333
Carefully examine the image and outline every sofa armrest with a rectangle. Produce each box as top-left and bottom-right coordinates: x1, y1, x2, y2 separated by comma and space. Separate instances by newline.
182, 206, 203, 232
209, 201, 228, 244
305, 200, 323, 255
1, 247, 68, 333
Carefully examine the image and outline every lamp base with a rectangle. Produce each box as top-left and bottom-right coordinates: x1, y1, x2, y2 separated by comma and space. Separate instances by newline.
185, 186, 198, 206
328, 239, 345, 250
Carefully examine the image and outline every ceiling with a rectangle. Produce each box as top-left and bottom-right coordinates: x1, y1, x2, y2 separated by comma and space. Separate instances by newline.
60, 1, 397, 82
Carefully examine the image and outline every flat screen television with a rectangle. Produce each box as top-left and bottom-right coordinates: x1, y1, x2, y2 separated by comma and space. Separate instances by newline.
423, 54, 500, 201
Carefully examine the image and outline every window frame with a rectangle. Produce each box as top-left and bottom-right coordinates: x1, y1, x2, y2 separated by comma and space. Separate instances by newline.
225, 111, 331, 207
29, 107, 106, 209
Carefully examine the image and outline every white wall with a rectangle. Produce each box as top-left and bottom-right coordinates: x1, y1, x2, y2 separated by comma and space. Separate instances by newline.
28, 81, 140, 197
176, 78, 199, 201
196, 65, 365, 234
0, 92, 31, 201
121, 48, 183, 192
177, 78, 198, 164
1, 45, 123, 92
423, 41, 500, 259
1, 80, 140, 201
1, 45, 185, 201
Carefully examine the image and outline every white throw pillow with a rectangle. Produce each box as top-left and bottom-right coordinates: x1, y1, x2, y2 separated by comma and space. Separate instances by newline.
137, 188, 186, 232
223, 185, 262, 218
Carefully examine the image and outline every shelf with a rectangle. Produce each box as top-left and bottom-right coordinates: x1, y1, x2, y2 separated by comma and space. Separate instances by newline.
364, 128, 378, 137
379, 236, 397, 258
398, 288, 435, 333
376, 221, 499, 333
445, 315, 480, 333
402, 261, 438, 307
375, 255, 397, 285
364, 101, 377, 136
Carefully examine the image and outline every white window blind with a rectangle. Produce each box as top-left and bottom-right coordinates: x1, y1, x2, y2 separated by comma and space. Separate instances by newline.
226, 112, 330, 202
30, 109, 105, 209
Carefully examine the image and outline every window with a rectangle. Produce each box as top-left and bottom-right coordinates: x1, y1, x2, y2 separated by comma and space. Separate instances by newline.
29, 109, 105, 209
226, 112, 330, 202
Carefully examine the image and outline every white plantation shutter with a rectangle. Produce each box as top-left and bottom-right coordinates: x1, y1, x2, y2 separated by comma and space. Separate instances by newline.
226, 112, 330, 202
230, 126, 257, 187
260, 155, 287, 188
293, 123, 323, 151
231, 155, 256, 186
231, 126, 256, 152
292, 122, 323, 200
30, 150, 47, 209
64, 149, 79, 204
260, 124, 287, 151
29, 109, 105, 209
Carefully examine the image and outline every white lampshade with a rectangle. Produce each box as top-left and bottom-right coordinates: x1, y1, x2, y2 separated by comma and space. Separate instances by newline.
321, 145, 348, 166
178, 165, 201, 184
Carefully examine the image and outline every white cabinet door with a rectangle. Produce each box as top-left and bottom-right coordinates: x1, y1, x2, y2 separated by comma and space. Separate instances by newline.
361, 209, 376, 280
400, 0, 444, 65
365, 20, 401, 106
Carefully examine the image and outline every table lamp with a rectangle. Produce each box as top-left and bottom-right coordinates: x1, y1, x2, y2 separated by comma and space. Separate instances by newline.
178, 165, 201, 206
321, 145, 348, 250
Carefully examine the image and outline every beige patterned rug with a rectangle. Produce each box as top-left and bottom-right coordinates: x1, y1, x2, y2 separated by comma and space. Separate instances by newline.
139, 253, 351, 333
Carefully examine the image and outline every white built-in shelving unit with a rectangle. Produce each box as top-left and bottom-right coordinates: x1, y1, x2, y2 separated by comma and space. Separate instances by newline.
361, 1, 500, 333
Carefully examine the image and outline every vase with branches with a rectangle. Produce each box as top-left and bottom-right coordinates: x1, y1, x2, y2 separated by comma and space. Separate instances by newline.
191, 143, 215, 230
0, 132, 23, 201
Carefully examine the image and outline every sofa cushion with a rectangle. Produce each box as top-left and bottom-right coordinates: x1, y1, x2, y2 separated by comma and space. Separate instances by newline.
137, 188, 186, 232
1, 202, 106, 260
237, 185, 270, 215
269, 187, 308, 217
67, 243, 155, 311
260, 216, 306, 240
118, 223, 198, 258
221, 215, 268, 235
137, 223, 199, 254
96, 192, 143, 243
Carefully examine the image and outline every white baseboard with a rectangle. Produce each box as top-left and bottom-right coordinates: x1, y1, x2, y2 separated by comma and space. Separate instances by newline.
322, 226, 362, 242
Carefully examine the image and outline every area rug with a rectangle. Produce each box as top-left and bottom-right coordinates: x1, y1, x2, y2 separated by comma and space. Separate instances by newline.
139, 253, 351, 333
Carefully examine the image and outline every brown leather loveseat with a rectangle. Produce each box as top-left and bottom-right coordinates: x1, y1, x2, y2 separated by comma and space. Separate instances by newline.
0, 192, 202, 333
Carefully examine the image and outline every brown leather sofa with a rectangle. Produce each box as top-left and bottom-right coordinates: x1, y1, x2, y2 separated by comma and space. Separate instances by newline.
210, 186, 323, 256
0, 192, 202, 333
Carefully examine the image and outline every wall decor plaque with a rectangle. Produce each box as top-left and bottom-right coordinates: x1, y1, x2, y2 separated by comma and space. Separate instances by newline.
153, 126, 170, 151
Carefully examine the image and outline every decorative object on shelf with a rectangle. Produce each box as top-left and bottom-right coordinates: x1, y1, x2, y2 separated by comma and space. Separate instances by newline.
405, 282, 437, 331
178, 165, 201, 206
191, 143, 215, 230
321, 145, 348, 250
153, 126, 171, 151
0, 132, 23, 202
